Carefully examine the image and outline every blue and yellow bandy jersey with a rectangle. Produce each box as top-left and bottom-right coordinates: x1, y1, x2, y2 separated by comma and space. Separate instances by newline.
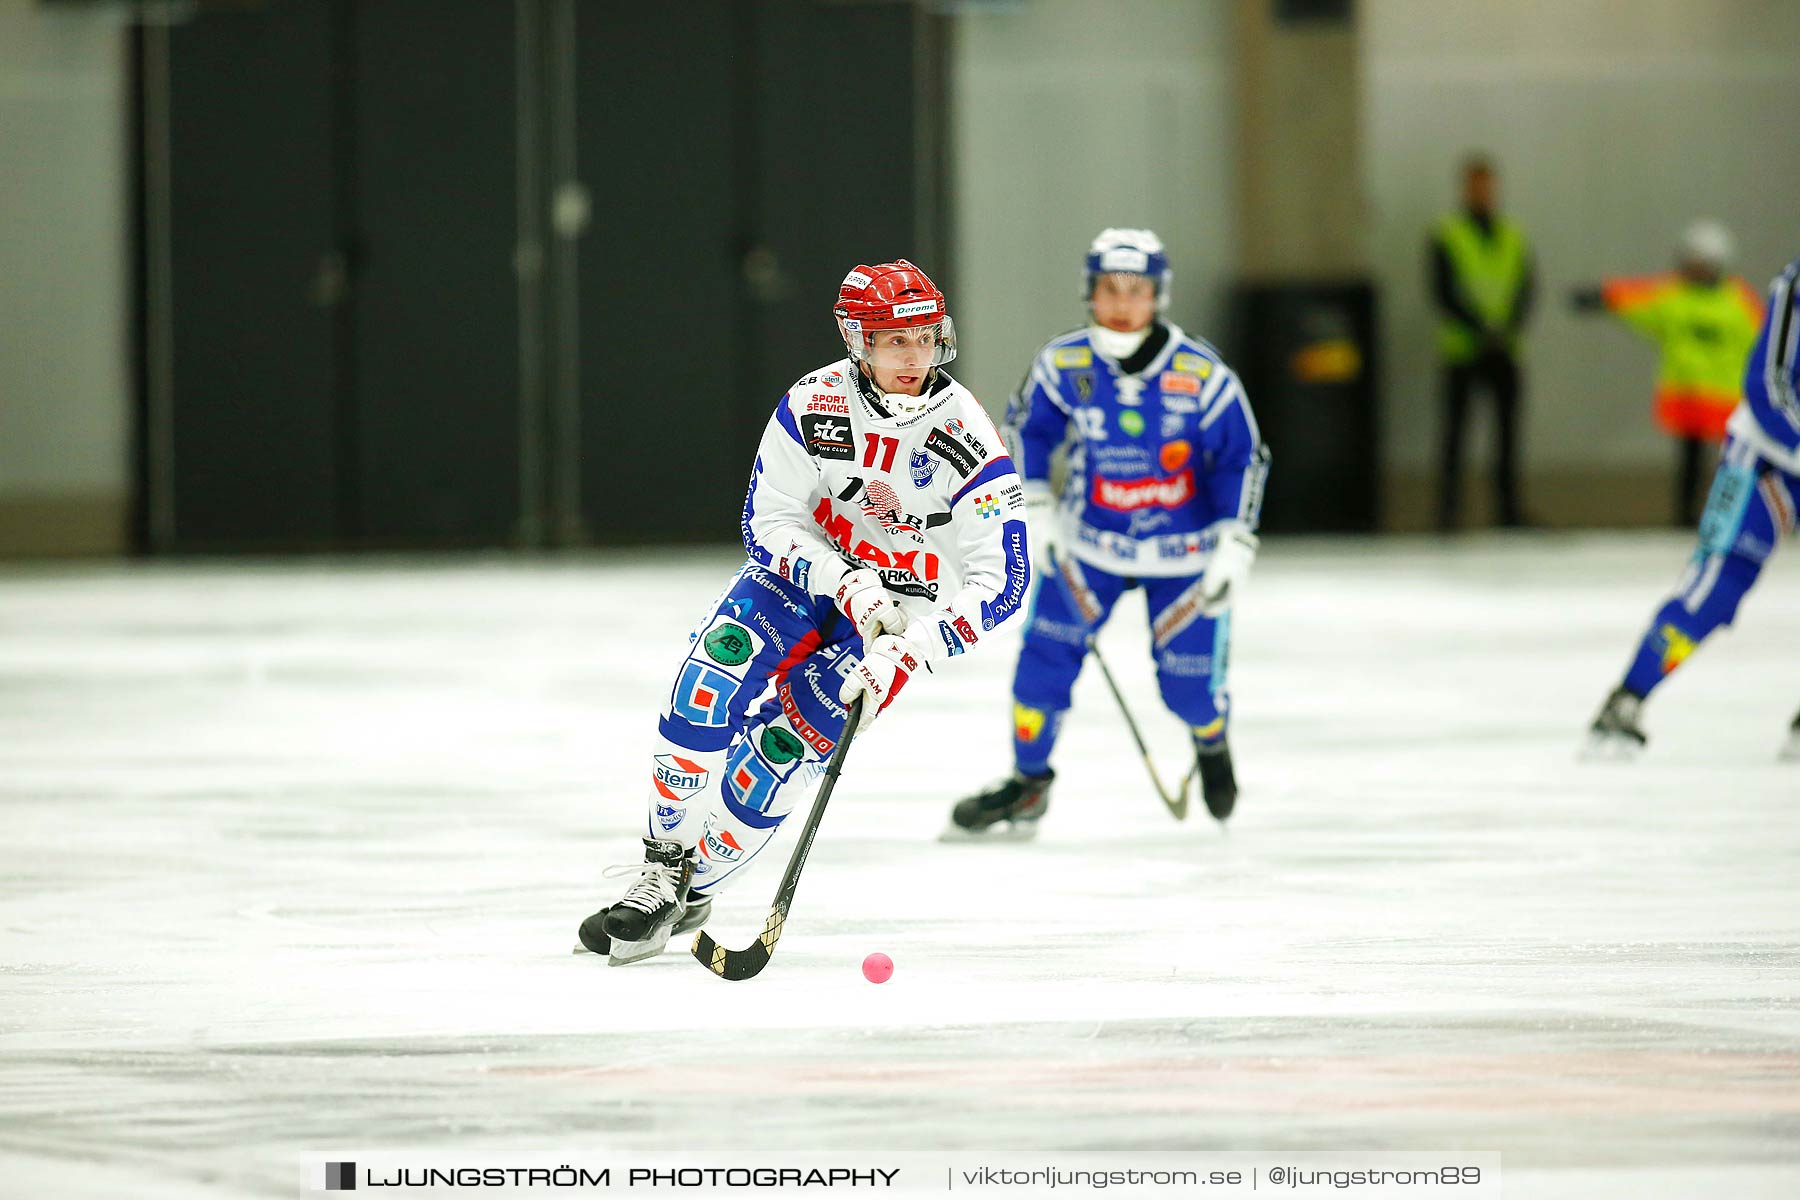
1005, 322, 1268, 577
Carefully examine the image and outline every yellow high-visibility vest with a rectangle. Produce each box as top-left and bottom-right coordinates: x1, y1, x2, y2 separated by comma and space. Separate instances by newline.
1436, 213, 1530, 363
1601, 273, 1764, 441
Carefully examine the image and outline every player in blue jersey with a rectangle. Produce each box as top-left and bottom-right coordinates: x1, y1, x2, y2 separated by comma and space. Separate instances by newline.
947, 229, 1270, 833
1587, 256, 1800, 760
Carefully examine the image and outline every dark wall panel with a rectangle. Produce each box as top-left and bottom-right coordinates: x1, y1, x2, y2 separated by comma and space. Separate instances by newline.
166, 3, 337, 547
577, 3, 742, 546
576, 2, 920, 546
746, 1, 919, 412
352, 2, 520, 546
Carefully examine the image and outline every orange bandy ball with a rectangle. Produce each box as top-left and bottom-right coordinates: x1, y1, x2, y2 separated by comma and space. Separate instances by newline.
861, 952, 894, 984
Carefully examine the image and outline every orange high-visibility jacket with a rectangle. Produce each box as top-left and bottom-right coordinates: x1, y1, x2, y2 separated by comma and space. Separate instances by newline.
1600, 274, 1764, 441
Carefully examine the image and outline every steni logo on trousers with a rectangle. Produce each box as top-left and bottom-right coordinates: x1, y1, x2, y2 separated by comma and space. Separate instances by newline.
652, 754, 709, 800
1091, 470, 1194, 511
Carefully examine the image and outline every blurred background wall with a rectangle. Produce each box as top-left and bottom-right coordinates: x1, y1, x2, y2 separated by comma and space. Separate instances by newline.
0, 3, 131, 554
2, 0, 1797, 555
1364, 0, 1800, 527
950, 0, 1238, 415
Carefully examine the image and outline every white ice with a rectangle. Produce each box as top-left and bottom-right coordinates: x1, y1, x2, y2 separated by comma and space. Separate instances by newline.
1, 533, 1797, 1198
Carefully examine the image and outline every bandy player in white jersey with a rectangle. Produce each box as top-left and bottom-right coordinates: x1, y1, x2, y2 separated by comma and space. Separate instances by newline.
577, 260, 1030, 964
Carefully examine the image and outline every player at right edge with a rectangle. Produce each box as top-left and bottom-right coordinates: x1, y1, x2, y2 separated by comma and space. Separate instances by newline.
1586, 254, 1800, 759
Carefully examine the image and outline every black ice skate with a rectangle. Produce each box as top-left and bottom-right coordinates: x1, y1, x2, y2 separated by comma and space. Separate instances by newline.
1195, 738, 1237, 822
942, 769, 1054, 841
574, 838, 707, 965
1583, 686, 1648, 760
1781, 707, 1800, 763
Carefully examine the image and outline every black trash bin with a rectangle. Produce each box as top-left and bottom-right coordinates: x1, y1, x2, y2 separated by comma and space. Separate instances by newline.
1229, 281, 1380, 533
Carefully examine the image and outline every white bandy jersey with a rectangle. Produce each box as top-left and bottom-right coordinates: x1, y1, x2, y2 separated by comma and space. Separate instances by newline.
742, 357, 1031, 668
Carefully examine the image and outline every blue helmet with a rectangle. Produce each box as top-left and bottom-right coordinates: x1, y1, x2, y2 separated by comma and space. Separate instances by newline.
1085, 228, 1170, 306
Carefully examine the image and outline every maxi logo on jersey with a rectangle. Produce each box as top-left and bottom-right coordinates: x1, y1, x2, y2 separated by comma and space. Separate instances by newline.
812, 497, 941, 600
1092, 470, 1195, 512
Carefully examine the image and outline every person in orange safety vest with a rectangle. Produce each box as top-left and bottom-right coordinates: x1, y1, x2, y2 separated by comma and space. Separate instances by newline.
1572, 220, 1764, 523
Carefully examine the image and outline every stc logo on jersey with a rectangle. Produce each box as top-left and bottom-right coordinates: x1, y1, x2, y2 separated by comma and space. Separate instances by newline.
1091, 470, 1195, 512
800, 414, 854, 460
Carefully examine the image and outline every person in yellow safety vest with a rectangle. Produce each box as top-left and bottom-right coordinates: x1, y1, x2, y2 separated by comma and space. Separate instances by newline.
1430, 155, 1536, 531
1571, 220, 1765, 525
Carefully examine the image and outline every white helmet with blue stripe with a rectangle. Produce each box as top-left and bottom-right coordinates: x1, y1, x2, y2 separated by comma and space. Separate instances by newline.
1085, 228, 1171, 307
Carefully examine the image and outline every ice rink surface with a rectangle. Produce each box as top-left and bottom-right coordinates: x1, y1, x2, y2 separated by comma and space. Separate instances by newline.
2, 532, 1797, 1198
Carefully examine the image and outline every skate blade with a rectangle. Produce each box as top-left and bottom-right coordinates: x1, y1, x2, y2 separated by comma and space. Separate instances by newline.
607, 926, 674, 966
1579, 731, 1644, 762
937, 820, 1040, 844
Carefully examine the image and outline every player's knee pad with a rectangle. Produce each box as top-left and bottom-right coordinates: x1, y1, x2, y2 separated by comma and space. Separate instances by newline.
1673, 549, 1763, 634
1013, 634, 1087, 713
1155, 667, 1227, 734
1153, 604, 1230, 724
719, 709, 825, 826
660, 612, 773, 751
693, 697, 837, 894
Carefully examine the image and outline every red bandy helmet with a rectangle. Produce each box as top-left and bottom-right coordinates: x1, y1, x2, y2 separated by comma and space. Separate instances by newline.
834, 259, 957, 368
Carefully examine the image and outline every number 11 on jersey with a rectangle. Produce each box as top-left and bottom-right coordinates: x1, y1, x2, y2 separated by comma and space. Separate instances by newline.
863, 433, 899, 472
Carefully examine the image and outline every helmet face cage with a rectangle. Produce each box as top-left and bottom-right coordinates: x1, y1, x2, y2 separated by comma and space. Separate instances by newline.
839, 315, 957, 369
1084, 231, 1171, 309
834, 261, 957, 369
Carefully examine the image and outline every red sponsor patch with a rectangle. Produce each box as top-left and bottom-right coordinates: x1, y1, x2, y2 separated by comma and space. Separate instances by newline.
779, 683, 836, 755
1160, 440, 1191, 472
1091, 470, 1195, 511
1160, 371, 1201, 395
811, 498, 940, 581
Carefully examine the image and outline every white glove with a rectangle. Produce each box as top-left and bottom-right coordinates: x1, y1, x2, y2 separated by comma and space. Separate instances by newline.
1022, 481, 1058, 568
838, 633, 919, 728
1199, 523, 1258, 616
833, 568, 908, 643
